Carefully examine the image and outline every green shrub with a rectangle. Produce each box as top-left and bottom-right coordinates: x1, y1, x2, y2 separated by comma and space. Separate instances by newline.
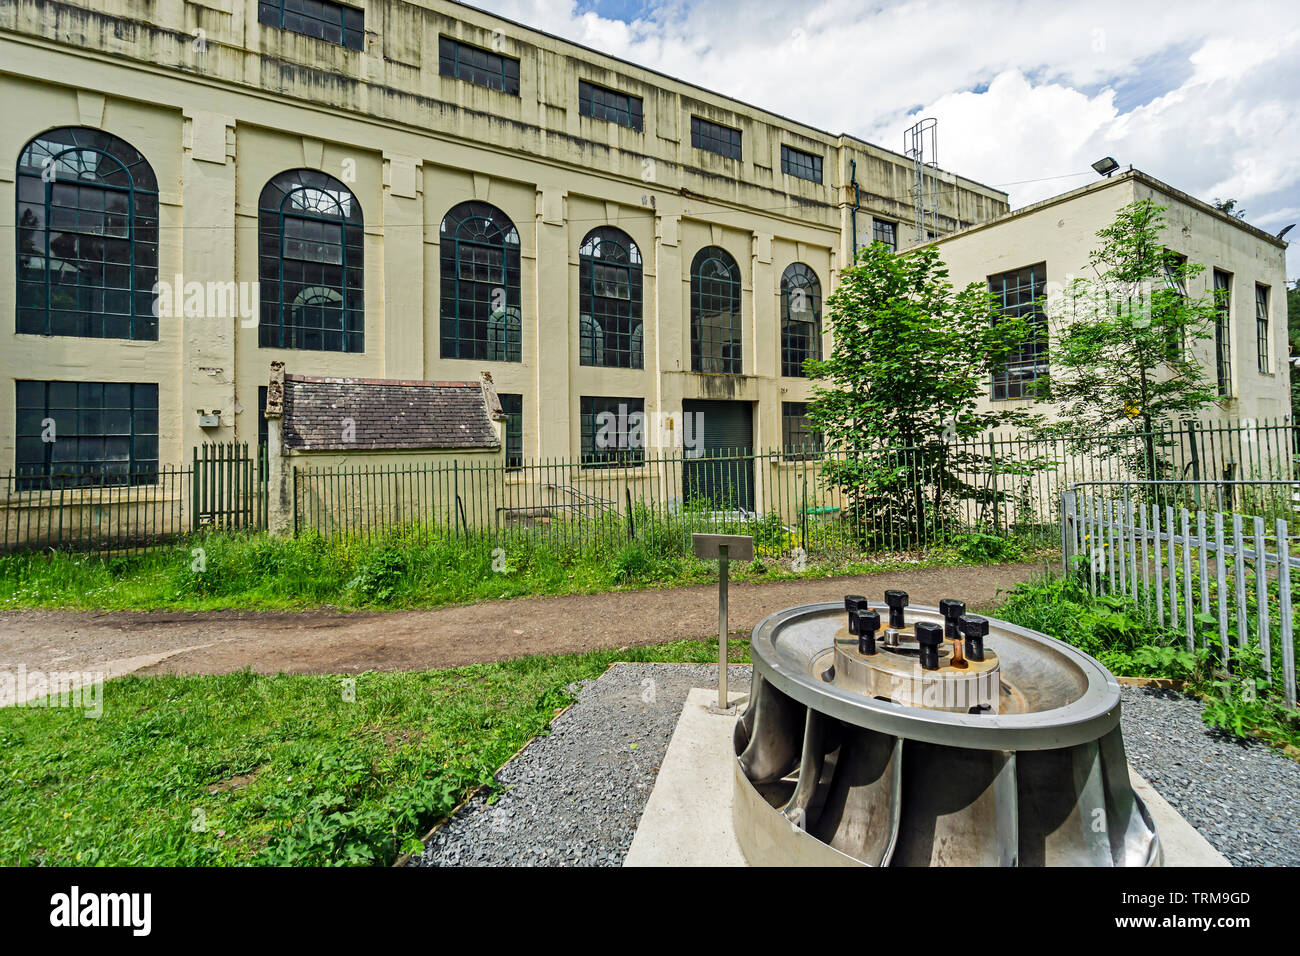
346, 546, 408, 603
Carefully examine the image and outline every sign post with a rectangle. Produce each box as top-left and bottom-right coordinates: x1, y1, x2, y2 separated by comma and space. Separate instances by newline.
692, 533, 754, 715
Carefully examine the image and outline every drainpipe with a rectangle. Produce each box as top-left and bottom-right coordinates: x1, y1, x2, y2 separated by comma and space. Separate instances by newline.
849, 158, 862, 263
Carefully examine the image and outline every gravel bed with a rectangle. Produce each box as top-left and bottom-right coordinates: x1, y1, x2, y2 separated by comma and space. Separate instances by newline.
1118, 685, 1299, 867
412, 664, 1298, 867
411, 663, 750, 867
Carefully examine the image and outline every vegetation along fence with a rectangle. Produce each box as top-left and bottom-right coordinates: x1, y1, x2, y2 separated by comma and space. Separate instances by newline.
1062, 482, 1299, 708
1, 420, 1294, 557
292, 418, 1299, 560
0, 442, 266, 555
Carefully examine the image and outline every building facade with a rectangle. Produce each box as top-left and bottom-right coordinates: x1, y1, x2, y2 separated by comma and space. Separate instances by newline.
0, 0, 1009, 491
932, 171, 1292, 426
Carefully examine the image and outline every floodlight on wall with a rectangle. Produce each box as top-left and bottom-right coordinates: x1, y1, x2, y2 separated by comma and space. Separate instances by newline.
1091, 156, 1120, 177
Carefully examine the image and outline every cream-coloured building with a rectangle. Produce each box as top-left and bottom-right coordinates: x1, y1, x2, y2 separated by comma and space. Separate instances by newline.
0, 0, 1007, 501
0, 0, 1288, 518
931, 170, 1292, 425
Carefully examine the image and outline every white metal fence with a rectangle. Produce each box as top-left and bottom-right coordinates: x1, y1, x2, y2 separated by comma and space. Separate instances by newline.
1061, 482, 1298, 708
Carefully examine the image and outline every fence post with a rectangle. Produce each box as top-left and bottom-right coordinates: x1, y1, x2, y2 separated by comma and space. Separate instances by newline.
1060, 489, 1075, 571
190, 446, 199, 533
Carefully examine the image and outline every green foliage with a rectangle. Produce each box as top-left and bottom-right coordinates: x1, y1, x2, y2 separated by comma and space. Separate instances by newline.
346, 545, 408, 603
0, 640, 742, 866
946, 531, 1027, 564
998, 572, 1299, 752
0, 509, 1049, 613
1042, 200, 1221, 476
805, 243, 1045, 546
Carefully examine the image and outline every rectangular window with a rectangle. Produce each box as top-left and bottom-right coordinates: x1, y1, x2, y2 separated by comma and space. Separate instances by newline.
1159, 251, 1188, 359
872, 220, 897, 251
579, 81, 643, 131
438, 36, 521, 95
258, 0, 364, 50
500, 393, 523, 469
989, 264, 1048, 401
780, 145, 822, 183
781, 402, 822, 458
579, 396, 645, 468
15, 380, 159, 490
690, 116, 742, 160
1256, 283, 1270, 374
1213, 269, 1233, 396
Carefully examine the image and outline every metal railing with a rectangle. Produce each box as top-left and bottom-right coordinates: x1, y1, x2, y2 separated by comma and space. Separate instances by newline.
1, 443, 266, 555
290, 418, 1300, 559
1062, 482, 1299, 708
2, 419, 1294, 558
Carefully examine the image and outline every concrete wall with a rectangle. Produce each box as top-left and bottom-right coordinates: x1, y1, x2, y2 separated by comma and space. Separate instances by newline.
0, 0, 1009, 481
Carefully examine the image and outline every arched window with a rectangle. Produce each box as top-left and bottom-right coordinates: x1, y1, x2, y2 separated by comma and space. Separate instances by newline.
690, 246, 742, 374
579, 227, 643, 369
258, 169, 364, 353
16, 127, 159, 340
780, 262, 822, 377
440, 201, 521, 362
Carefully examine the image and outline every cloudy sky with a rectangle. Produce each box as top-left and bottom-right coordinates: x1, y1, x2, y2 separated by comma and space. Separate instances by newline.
472, 0, 1299, 280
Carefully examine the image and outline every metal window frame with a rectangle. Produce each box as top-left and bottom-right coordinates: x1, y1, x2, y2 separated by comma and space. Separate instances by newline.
579, 227, 643, 369
438, 36, 521, 94
780, 401, 822, 458
499, 392, 524, 469
258, 169, 365, 354
989, 263, 1048, 401
690, 116, 742, 160
872, 219, 897, 251
1213, 269, 1233, 396
578, 80, 644, 131
439, 201, 522, 363
16, 128, 159, 341
779, 145, 823, 183
579, 395, 646, 468
779, 262, 822, 377
258, 0, 364, 50
690, 246, 743, 374
15, 379, 159, 490
1255, 283, 1270, 374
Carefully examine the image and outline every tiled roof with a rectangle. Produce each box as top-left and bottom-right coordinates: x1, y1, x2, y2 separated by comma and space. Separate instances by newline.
280, 374, 501, 452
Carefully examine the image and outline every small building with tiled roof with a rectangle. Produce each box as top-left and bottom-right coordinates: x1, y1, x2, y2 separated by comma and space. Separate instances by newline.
261, 363, 506, 535
277, 373, 503, 454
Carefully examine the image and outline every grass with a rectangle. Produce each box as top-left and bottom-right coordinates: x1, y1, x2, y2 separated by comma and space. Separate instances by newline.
0, 639, 750, 867
5, 566, 1293, 867
0, 526, 1051, 613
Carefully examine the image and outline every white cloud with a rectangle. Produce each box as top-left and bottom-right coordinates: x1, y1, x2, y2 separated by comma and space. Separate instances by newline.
474, 0, 1300, 279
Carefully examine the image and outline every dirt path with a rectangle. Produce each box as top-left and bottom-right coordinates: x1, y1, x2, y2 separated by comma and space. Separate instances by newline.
0, 560, 1047, 678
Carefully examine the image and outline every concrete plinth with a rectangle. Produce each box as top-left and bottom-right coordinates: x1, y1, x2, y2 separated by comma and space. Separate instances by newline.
624, 688, 1230, 868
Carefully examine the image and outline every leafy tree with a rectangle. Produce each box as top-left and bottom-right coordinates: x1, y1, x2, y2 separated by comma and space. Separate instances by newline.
1212, 197, 1247, 220
805, 243, 1043, 546
1041, 200, 1221, 477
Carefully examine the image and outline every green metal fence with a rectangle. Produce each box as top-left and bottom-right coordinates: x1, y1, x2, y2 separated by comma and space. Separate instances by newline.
1, 442, 266, 555
291, 418, 1300, 560
1, 421, 1293, 558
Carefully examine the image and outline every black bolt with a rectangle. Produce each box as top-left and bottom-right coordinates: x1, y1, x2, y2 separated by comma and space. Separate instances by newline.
914, 621, 943, 671
855, 608, 881, 655
844, 595, 868, 635
884, 589, 909, 628
938, 598, 966, 640
959, 614, 989, 662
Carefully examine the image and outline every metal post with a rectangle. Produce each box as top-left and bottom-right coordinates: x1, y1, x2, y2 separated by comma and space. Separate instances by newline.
717, 543, 729, 711
693, 532, 750, 715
